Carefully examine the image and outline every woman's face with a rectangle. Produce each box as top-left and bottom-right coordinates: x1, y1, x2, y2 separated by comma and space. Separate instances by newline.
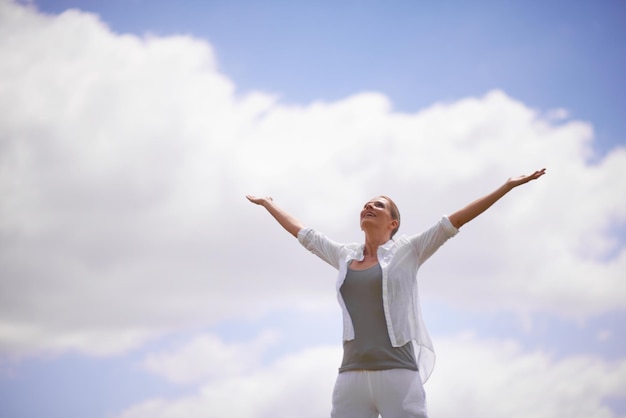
360, 197, 397, 234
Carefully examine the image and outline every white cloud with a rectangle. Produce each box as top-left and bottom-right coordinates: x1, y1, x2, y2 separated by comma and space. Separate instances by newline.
545, 107, 570, 121
427, 333, 626, 418
0, 0, 625, 358
120, 339, 341, 418
116, 331, 626, 418
141, 331, 279, 385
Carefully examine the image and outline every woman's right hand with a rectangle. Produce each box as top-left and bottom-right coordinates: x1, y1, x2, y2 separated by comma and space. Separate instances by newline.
245, 195, 304, 237
246, 195, 273, 206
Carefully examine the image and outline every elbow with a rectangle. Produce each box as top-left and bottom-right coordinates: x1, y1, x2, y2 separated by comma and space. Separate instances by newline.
289, 224, 305, 238
448, 214, 465, 229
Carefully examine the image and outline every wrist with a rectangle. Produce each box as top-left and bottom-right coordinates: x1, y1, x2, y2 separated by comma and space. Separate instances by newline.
263, 199, 275, 210
504, 179, 517, 190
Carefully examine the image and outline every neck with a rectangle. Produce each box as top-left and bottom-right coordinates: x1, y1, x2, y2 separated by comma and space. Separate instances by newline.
363, 230, 390, 257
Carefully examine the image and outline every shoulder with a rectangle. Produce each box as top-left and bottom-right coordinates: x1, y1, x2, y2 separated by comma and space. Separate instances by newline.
405, 216, 459, 241
298, 227, 358, 252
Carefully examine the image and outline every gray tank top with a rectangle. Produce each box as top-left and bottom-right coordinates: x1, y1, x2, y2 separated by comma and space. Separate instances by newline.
339, 263, 417, 372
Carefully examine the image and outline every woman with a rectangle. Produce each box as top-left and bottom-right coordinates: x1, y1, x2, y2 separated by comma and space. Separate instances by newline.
246, 168, 546, 418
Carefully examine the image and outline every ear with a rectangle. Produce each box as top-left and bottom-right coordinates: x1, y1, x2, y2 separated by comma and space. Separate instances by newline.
389, 219, 399, 229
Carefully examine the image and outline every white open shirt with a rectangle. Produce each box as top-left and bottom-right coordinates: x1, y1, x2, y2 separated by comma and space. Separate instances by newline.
298, 216, 459, 383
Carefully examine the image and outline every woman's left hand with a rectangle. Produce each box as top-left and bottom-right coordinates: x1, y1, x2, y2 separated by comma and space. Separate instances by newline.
507, 168, 546, 188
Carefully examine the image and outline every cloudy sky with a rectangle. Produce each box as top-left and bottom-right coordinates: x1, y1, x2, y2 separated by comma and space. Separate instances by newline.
1, 0, 625, 417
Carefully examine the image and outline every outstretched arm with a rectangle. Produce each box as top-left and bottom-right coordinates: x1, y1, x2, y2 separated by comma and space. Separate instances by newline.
246, 195, 304, 238
448, 168, 546, 229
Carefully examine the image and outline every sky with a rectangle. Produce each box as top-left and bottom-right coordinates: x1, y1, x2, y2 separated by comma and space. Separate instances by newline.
0, 0, 625, 417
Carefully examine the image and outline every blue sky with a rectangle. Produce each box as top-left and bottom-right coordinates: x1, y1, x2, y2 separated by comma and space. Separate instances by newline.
1, 0, 625, 417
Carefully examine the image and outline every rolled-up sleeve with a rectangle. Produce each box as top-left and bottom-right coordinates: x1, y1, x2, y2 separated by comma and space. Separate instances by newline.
297, 227, 344, 269
410, 216, 459, 265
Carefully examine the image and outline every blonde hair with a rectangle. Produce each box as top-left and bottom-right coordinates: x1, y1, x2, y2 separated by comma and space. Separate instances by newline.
380, 195, 401, 238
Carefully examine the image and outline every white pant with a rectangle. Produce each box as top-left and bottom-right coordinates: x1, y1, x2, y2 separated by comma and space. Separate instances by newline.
331, 369, 427, 418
